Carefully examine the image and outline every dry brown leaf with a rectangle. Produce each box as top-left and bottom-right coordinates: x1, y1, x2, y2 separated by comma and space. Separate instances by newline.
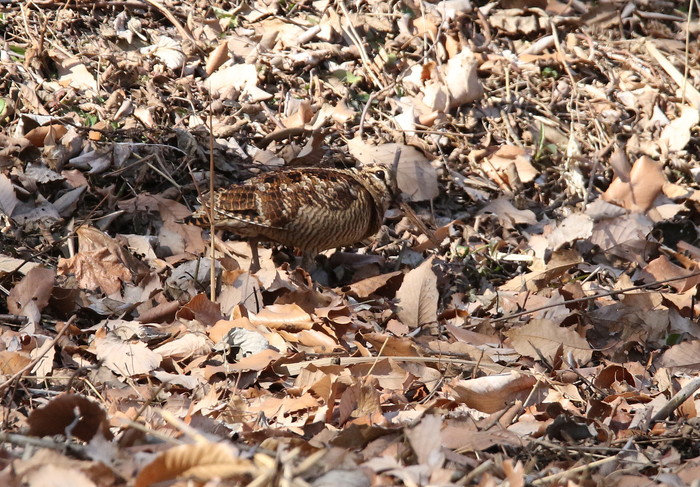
208, 317, 254, 343
406, 415, 443, 466
442, 422, 526, 451
642, 255, 700, 293
505, 319, 592, 364
546, 213, 593, 251
57, 226, 147, 295
283, 100, 313, 128
657, 340, 700, 373
602, 155, 667, 212
479, 197, 537, 228
395, 256, 438, 328
227, 349, 282, 372
447, 371, 538, 413
0, 173, 18, 217
338, 377, 383, 425
135, 443, 255, 487
7, 266, 55, 324
153, 333, 211, 360
343, 270, 403, 298
589, 213, 654, 263
205, 39, 230, 75
593, 364, 636, 389
27, 394, 112, 442
363, 333, 421, 356
250, 303, 313, 331
481, 145, 538, 188
0, 350, 31, 375
279, 328, 339, 351
24, 124, 68, 147
177, 293, 223, 328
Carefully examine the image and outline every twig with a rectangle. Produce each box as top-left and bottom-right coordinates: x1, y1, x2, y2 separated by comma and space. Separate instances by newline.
0, 431, 87, 456
0, 314, 29, 326
209, 100, 216, 301
650, 376, 700, 424
531, 455, 621, 485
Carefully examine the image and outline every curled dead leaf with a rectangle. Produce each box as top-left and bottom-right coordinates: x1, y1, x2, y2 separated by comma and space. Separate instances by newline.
135, 443, 256, 487
250, 303, 313, 331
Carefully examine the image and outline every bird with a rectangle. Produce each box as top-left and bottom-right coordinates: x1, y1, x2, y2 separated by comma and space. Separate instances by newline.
186, 164, 396, 272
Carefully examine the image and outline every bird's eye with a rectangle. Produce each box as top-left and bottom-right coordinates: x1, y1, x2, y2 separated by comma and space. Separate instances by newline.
374, 170, 386, 180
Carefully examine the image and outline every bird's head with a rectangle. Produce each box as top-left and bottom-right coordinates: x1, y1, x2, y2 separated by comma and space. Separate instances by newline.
356, 163, 397, 211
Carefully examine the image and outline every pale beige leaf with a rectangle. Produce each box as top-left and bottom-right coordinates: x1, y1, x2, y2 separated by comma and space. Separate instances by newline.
94, 332, 161, 377
144, 36, 185, 70
444, 47, 484, 108
56, 57, 98, 93
505, 319, 592, 364
481, 145, 538, 186
657, 340, 700, 373
659, 105, 699, 152
153, 333, 211, 360
25, 464, 96, 487
0, 173, 19, 216
479, 197, 537, 228
406, 415, 443, 466
395, 256, 438, 328
0, 255, 40, 275
546, 213, 593, 251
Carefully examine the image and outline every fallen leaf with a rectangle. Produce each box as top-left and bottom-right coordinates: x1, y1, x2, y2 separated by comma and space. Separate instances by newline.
7, 266, 55, 324
447, 371, 538, 413
505, 319, 592, 364
135, 443, 255, 487
93, 329, 162, 377
395, 256, 438, 328
602, 155, 667, 212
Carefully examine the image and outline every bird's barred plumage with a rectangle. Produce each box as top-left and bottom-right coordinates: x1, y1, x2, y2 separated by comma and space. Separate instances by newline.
187, 164, 395, 270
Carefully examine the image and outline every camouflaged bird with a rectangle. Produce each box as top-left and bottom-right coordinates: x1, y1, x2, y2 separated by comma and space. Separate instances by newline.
187, 164, 396, 271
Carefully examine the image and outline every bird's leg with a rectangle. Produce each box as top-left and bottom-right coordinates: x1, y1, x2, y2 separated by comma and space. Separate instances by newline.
249, 238, 261, 273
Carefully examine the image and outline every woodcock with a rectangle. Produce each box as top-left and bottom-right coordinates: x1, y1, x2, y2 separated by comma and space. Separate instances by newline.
187, 164, 396, 271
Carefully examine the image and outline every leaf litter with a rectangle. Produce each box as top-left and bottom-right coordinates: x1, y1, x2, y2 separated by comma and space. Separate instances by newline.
0, 1, 700, 486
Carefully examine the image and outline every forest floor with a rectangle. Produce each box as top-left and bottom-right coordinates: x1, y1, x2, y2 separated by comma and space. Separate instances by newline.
1, 0, 700, 486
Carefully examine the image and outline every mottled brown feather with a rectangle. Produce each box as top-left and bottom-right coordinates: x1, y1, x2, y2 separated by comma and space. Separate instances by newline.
187, 164, 395, 270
